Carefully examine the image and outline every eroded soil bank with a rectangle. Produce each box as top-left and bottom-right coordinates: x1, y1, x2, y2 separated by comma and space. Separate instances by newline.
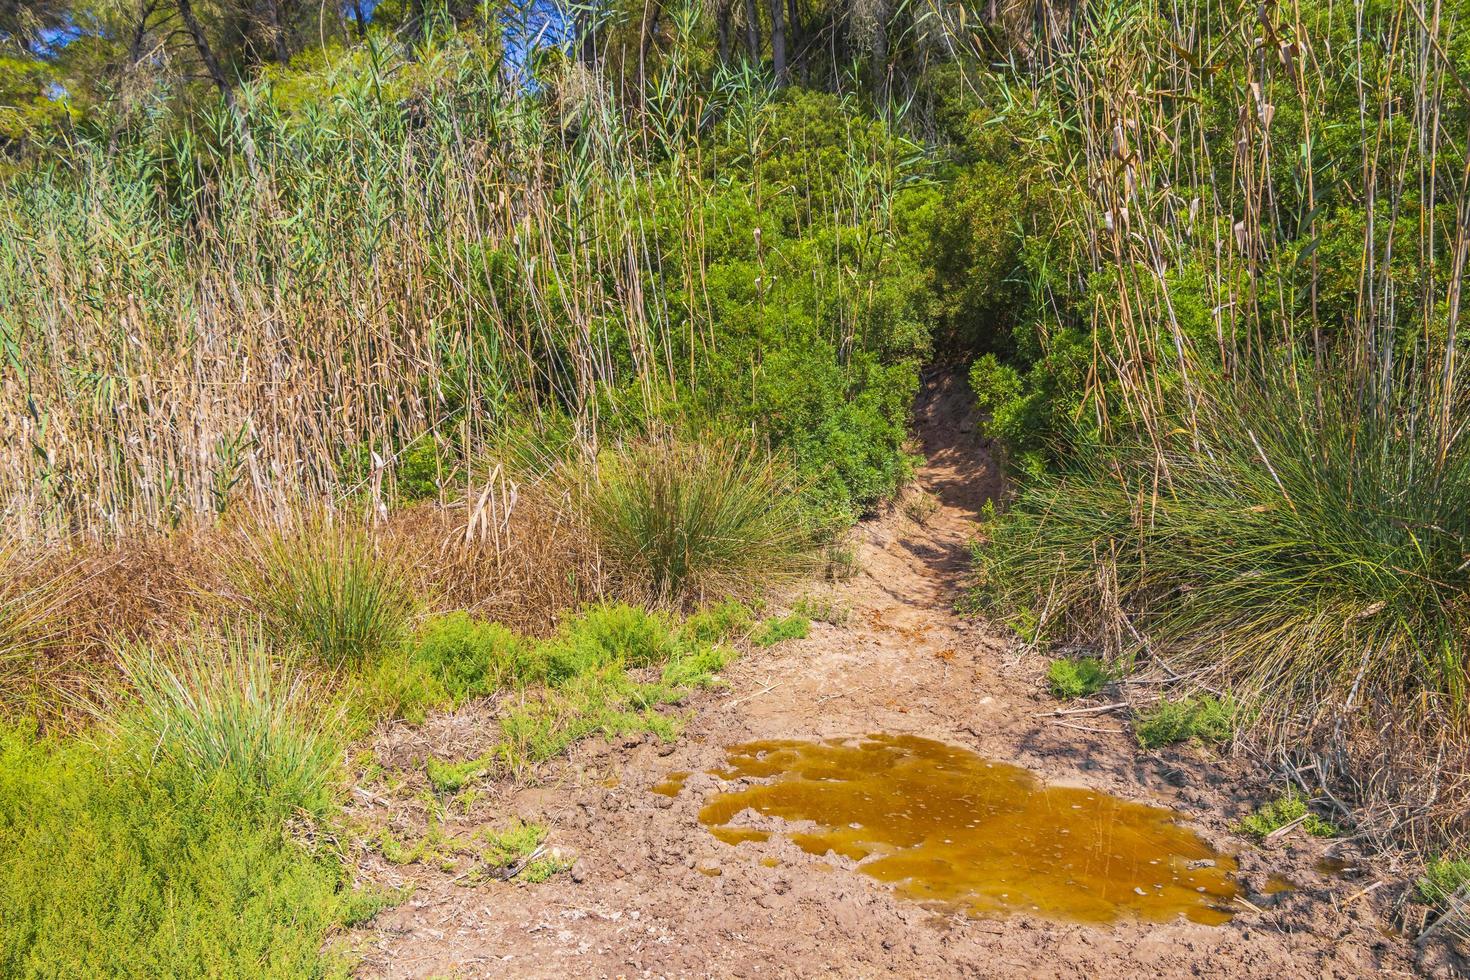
347, 372, 1455, 979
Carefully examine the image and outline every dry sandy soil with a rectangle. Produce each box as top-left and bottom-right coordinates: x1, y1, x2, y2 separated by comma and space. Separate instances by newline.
346, 371, 1464, 979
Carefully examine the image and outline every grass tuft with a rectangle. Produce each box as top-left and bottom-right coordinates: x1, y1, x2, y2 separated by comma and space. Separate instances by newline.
574, 438, 817, 607
1237, 790, 1340, 840
111, 631, 340, 815
751, 613, 811, 647
226, 516, 415, 665
1419, 856, 1470, 906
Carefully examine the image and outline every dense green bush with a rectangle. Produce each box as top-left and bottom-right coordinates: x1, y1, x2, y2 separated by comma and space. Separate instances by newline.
1046, 658, 1109, 700
1236, 790, 1340, 841
1134, 696, 1235, 750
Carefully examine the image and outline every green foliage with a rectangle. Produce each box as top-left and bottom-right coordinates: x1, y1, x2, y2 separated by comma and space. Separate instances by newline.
981, 368, 1470, 740
1134, 695, 1234, 750
680, 600, 756, 645
1419, 856, 1470, 906
229, 519, 415, 666
0, 644, 357, 976
750, 613, 810, 647
1237, 791, 1340, 841
359, 613, 527, 724
577, 439, 817, 606
1046, 658, 1109, 700
425, 754, 494, 794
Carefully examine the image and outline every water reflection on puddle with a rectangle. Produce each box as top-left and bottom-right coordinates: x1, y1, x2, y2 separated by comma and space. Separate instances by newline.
693, 733, 1238, 925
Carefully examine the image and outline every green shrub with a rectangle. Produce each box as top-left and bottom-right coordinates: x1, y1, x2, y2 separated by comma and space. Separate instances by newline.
426, 753, 495, 794
228, 518, 415, 665
0, 643, 357, 976
1419, 856, 1470, 905
1046, 658, 1109, 699
751, 613, 811, 647
1237, 790, 1340, 840
358, 612, 529, 724
1134, 695, 1234, 750
530, 603, 680, 686
576, 438, 816, 607
680, 600, 755, 645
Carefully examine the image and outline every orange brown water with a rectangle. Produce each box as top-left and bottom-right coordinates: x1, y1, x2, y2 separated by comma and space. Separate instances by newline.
697, 733, 1238, 925
650, 771, 690, 797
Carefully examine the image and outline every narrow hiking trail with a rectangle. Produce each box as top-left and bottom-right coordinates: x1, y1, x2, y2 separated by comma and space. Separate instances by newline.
349, 372, 1430, 979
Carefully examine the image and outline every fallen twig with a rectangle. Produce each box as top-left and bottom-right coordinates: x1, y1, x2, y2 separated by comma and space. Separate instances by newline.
726, 681, 780, 709
1050, 721, 1126, 734
1034, 701, 1128, 718
1263, 814, 1309, 842
1340, 881, 1384, 907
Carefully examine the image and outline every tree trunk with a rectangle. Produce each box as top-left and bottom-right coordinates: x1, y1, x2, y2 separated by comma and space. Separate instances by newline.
578, 9, 597, 66
177, 0, 233, 100
744, 0, 760, 62
639, 0, 661, 90
869, 0, 888, 103
785, 0, 802, 76
716, 0, 732, 64
352, 0, 367, 39
267, 0, 290, 63
176, 0, 261, 177
769, 0, 786, 82
126, 0, 160, 65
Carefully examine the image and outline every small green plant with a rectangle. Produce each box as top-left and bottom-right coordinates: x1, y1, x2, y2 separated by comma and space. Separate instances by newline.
518, 852, 574, 883
1418, 856, 1470, 905
477, 820, 547, 867
227, 517, 414, 665
1046, 658, 1109, 699
751, 613, 810, 647
823, 542, 861, 582
426, 753, 496, 794
575, 438, 816, 606
680, 600, 755, 645
358, 612, 529, 724
901, 490, 939, 524
1236, 790, 1340, 840
1134, 695, 1234, 750
793, 594, 851, 626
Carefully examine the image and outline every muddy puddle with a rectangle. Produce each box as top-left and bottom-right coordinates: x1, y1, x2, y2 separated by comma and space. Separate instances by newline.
690, 733, 1238, 925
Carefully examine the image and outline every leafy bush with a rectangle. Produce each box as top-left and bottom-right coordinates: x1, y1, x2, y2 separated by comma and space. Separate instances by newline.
1237, 790, 1340, 840
680, 600, 756, 645
1134, 695, 1234, 750
227, 517, 415, 665
1046, 658, 1109, 700
359, 612, 528, 724
576, 439, 816, 606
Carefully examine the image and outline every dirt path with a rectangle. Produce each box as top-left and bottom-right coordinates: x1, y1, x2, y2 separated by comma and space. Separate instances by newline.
349, 371, 1436, 979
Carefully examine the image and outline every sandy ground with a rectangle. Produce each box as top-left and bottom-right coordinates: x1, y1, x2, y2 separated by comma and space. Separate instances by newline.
345, 371, 1462, 979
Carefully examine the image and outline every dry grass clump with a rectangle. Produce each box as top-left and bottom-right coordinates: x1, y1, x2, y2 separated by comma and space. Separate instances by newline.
382, 481, 599, 637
